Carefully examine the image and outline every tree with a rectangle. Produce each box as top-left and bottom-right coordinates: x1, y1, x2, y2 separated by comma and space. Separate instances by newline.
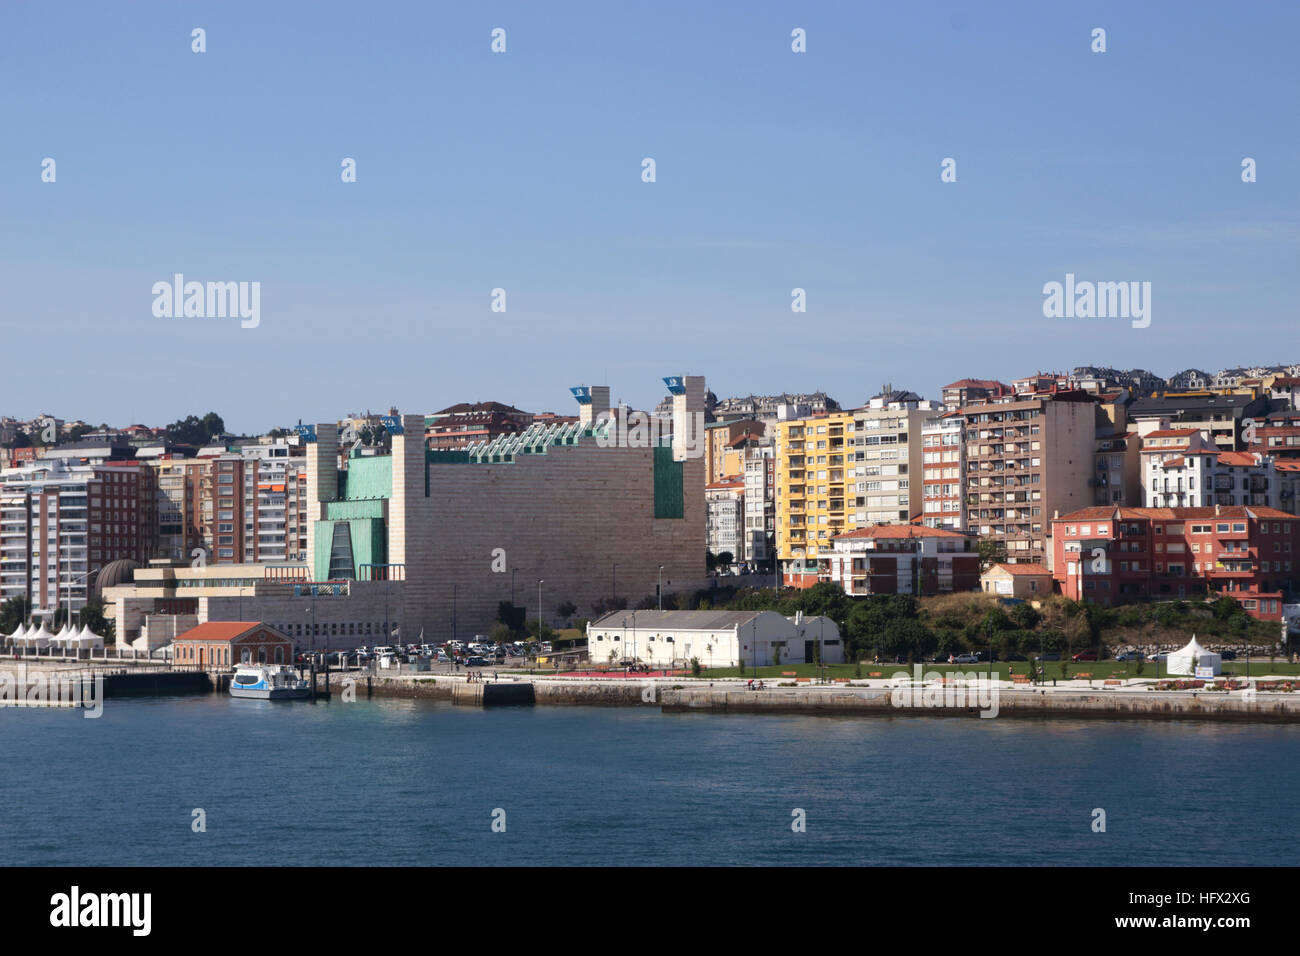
489, 622, 513, 644
1009, 601, 1040, 630
556, 600, 577, 623
497, 601, 526, 633
165, 412, 227, 446
977, 539, 1007, 572
717, 551, 734, 572
80, 598, 114, 641
690, 657, 702, 677
0, 596, 29, 634
705, 551, 717, 572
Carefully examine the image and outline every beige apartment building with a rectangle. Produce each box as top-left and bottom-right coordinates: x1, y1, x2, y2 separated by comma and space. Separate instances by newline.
958, 394, 1096, 565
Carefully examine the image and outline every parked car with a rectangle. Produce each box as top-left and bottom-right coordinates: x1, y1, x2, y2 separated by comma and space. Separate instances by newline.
466, 656, 489, 667
1114, 650, 1142, 662
1220, 650, 1238, 660
1040, 652, 1061, 662
1146, 652, 1168, 662
1072, 649, 1099, 662
952, 653, 979, 664
1004, 654, 1028, 662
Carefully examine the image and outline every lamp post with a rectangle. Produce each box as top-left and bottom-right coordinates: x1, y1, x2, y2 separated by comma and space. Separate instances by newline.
510, 568, 518, 606
657, 565, 664, 611
452, 583, 458, 645
612, 563, 617, 603
987, 618, 994, 681
537, 579, 544, 642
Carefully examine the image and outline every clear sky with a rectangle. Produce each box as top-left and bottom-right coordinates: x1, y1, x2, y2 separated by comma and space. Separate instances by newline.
2, 1, 1296, 434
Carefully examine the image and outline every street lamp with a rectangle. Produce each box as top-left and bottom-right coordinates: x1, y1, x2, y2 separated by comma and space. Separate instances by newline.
657, 565, 664, 611
612, 563, 617, 603
510, 568, 518, 606
537, 579, 544, 641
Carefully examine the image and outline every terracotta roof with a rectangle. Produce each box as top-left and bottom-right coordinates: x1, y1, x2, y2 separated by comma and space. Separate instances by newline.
1276, 461, 1300, 472
706, 479, 744, 490
174, 621, 272, 643
833, 524, 968, 540
1054, 506, 1297, 523
1143, 428, 1200, 439
987, 563, 1051, 576
1217, 452, 1261, 467
1159, 457, 1185, 468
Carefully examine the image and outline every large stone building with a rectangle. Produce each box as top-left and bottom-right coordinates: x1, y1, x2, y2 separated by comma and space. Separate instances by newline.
304, 376, 709, 638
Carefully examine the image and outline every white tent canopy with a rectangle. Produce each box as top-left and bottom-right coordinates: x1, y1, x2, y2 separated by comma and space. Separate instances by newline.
68, 625, 105, 649
1166, 635, 1222, 676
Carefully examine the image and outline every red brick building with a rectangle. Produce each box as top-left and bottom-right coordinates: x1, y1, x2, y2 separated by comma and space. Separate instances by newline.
826, 524, 980, 596
174, 621, 294, 670
1051, 506, 1298, 620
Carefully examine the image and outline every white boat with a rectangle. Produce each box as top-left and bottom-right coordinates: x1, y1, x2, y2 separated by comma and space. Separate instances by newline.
229, 664, 310, 700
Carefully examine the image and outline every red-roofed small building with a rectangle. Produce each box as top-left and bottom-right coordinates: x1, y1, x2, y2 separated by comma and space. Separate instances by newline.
827, 524, 980, 596
981, 562, 1053, 600
1051, 506, 1298, 619
173, 621, 294, 671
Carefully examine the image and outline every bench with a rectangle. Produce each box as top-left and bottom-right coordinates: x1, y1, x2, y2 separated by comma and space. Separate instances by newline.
1075, 672, 1093, 679
781, 671, 797, 677
869, 672, 883, 678
796, 677, 811, 683
1104, 679, 1122, 686
1011, 675, 1031, 684
834, 678, 851, 683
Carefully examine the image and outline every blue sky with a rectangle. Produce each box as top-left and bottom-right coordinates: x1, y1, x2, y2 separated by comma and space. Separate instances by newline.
2, 1, 1296, 433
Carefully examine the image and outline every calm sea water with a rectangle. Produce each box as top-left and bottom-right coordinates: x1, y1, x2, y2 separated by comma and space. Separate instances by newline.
1, 696, 1297, 866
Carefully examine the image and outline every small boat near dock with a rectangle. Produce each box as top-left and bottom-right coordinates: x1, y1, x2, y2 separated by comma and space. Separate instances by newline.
229, 664, 311, 700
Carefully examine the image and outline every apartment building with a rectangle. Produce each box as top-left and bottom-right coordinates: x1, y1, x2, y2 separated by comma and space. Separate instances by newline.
941, 379, 1011, 410
1144, 449, 1280, 510
0, 460, 156, 617
1128, 394, 1267, 451
1093, 431, 1141, 507
920, 412, 965, 530
1246, 420, 1300, 460
151, 457, 208, 561
424, 401, 534, 451
957, 393, 1095, 565
705, 478, 745, 559
775, 396, 935, 576
703, 419, 765, 485
742, 443, 775, 566
826, 525, 979, 597
1051, 505, 1298, 620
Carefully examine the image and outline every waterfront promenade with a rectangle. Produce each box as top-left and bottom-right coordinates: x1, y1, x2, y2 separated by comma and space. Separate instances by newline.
6, 657, 1298, 721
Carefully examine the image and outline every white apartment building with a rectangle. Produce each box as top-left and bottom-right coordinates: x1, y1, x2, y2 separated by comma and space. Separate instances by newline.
1145, 449, 1281, 510
921, 412, 965, 530
705, 478, 745, 560
0, 461, 153, 617
742, 444, 774, 565
851, 397, 939, 527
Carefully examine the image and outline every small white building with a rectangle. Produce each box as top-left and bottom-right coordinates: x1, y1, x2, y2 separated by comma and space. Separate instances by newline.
586, 609, 844, 669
